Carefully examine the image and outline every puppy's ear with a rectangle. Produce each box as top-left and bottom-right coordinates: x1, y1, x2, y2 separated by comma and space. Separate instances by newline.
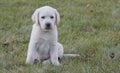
55, 9, 60, 25
32, 9, 40, 24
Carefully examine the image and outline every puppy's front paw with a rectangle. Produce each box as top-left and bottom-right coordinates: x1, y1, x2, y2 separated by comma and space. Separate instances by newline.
51, 60, 60, 66
26, 61, 32, 64
26, 58, 34, 64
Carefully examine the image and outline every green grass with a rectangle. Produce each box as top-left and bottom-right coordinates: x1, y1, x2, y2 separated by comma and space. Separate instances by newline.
0, 0, 120, 73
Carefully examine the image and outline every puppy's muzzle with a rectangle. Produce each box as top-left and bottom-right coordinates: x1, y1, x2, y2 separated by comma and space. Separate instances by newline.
45, 23, 51, 29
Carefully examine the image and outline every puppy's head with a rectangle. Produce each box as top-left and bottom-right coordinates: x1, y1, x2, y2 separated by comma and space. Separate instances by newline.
32, 6, 60, 31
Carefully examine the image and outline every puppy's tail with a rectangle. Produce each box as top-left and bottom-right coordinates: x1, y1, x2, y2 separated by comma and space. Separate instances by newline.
63, 54, 80, 57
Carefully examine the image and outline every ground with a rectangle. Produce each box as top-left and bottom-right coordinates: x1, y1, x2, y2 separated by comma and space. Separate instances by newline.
0, 0, 120, 73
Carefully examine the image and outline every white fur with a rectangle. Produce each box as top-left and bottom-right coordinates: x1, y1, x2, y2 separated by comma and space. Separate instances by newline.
26, 6, 62, 66
26, 6, 79, 66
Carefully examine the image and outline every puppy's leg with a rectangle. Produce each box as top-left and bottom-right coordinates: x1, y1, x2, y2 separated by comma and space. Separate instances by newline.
26, 25, 40, 64
57, 43, 64, 59
26, 43, 39, 64
50, 44, 60, 66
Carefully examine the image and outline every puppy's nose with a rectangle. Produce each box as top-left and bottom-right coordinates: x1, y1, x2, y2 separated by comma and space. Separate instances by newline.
46, 23, 51, 28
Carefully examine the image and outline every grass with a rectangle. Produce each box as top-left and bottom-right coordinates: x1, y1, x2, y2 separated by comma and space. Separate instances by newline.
0, 0, 120, 73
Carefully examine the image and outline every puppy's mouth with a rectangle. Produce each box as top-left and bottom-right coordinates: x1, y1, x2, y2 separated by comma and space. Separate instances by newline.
45, 26, 51, 30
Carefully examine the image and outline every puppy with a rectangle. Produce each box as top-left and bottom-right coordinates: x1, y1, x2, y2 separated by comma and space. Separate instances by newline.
26, 6, 79, 66
26, 6, 63, 66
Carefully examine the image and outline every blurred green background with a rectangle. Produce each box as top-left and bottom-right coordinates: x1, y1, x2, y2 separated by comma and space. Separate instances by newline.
0, 0, 120, 73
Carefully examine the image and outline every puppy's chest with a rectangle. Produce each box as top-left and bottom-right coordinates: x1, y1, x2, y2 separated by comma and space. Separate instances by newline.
36, 39, 52, 55
35, 32, 57, 56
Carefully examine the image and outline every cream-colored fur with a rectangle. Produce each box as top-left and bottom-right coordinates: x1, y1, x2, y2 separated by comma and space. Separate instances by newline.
26, 6, 79, 66
26, 6, 63, 66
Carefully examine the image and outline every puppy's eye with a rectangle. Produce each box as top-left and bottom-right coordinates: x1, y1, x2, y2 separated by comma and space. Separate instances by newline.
41, 16, 45, 19
50, 16, 54, 19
